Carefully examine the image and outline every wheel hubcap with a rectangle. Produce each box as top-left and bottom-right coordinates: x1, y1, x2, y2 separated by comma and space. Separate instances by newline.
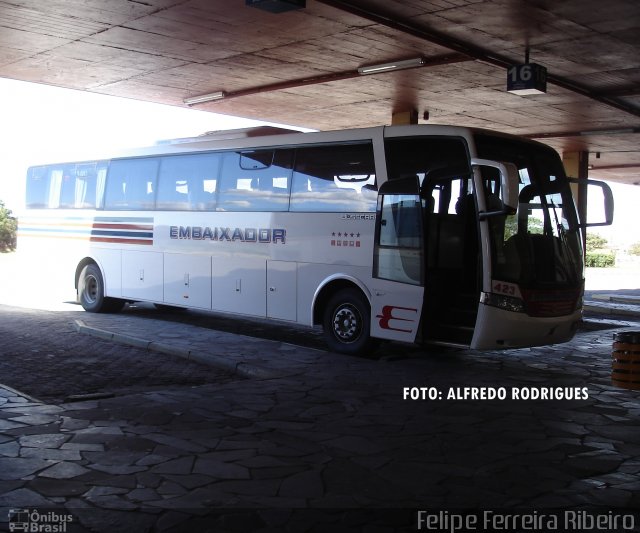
333, 304, 361, 342
85, 275, 98, 304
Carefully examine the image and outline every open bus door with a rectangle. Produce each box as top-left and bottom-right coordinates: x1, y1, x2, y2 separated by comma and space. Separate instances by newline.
370, 177, 425, 344
374, 167, 493, 348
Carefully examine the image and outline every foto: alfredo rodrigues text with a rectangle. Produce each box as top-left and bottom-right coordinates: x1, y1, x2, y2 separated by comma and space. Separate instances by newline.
403, 386, 589, 401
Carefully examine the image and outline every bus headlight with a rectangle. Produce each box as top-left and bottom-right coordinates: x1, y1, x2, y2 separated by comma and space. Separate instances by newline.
481, 292, 525, 313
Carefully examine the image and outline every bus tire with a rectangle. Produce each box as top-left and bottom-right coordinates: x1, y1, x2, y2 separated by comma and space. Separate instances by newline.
78, 263, 124, 313
323, 288, 375, 356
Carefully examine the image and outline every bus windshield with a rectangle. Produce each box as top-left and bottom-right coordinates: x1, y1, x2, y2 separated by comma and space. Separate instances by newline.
474, 134, 584, 290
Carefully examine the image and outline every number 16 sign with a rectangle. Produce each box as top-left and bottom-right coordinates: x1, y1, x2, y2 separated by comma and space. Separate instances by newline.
507, 63, 547, 95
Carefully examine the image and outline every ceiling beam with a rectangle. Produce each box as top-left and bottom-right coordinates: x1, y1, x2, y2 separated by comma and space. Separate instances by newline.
190, 53, 469, 103
591, 164, 640, 170
528, 127, 640, 139
314, 0, 640, 119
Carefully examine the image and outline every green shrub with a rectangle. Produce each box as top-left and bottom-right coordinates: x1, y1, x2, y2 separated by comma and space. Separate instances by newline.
629, 242, 640, 256
585, 251, 616, 268
0, 200, 17, 252
586, 233, 608, 251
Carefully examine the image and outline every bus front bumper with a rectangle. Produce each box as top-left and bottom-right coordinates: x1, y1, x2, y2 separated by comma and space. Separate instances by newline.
471, 303, 582, 350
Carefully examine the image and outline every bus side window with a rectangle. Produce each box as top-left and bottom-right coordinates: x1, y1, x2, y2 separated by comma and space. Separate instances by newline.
70, 163, 101, 209
57, 166, 78, 208
217, 149, 292, 212
26, 163, 105, 209
26, 166, 51, 208
157, 153, 221, 211
376, 193, 423, 285
44, 167, 66, 208
290, 143, 376, 212
104, 158, 159, 210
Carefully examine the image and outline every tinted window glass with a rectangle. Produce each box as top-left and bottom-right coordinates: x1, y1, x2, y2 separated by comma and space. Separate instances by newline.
217, 149, 293, 212
475, 134, 583, 286
290, 143, 376, 212
104, 158, 158, 210
384, 136, 470, 185
385, 137, 474, 273
375, 193, 423, 285
26, 166, 51, 209
157, 153, 220, 211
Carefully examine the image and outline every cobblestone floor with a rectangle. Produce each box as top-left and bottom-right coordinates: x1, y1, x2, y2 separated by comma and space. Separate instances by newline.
0, 286, 640, 533
0, 301, 639, 531
0, 306, 239, 402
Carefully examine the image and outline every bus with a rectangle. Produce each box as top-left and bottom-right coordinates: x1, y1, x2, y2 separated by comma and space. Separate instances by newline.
18, 125, 613, 355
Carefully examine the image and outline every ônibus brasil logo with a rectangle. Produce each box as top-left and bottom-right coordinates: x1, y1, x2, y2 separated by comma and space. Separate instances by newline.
8, 509, 74, 532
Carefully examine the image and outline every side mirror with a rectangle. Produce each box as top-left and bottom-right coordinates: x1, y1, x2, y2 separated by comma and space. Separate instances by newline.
471, 158, 519, 217
568, 178, 614, 227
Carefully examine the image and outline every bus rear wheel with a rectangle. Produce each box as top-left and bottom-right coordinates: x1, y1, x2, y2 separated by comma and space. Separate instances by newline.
323, 288, 375, 356
78, 263, 124, 313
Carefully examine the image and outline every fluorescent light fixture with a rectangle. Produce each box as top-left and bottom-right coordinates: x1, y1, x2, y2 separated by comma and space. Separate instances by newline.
183, 91, 226, 106
358, 57, 425, 75
580, 128, 635, 136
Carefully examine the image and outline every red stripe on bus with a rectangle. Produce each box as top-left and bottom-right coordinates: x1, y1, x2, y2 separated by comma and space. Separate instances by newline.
90, 237, 153, 245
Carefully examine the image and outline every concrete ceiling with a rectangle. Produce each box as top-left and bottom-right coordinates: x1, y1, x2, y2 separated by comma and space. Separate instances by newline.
1, 0, 638, 184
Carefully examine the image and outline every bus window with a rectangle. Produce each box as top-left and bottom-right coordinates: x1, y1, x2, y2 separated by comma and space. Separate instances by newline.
57, 166, 77, 208
385, 137, 470, 185
26, 166, 49, 208
62, 163, 102, 209
290, 143, 376, 212
104, 158, 159, 210
475, 134, 584, 287
217, 149, 293, 211
385, 137, 474, 275
157, 153, 221, 211
375, 193, 423, 285
26, 162, 105, 209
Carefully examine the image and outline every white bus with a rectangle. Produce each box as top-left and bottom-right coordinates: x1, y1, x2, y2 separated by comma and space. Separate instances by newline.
19, 125, 613, 355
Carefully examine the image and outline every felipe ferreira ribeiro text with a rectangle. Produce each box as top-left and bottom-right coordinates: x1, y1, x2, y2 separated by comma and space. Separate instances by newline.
403, 386, 589, 401
417, 510, 635, 531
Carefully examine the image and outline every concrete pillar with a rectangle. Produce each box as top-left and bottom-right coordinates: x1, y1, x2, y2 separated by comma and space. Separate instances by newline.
391, 109, 418, 125
563, 150, 589, 257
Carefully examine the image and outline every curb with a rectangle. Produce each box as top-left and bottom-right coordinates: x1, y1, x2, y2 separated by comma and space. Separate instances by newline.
591, 293, 640, 305
0, 383, 43, 405
583, 303, 640, 318
73, 320, 279, 380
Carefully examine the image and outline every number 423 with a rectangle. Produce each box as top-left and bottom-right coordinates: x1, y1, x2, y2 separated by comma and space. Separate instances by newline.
493, 282, 517, 296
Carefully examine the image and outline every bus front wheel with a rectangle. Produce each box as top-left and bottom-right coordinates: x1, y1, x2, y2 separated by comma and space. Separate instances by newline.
323, 288, 375, 356
78, 263, 124, 313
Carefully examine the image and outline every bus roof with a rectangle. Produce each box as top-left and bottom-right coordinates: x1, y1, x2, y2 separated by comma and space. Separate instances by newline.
154, 126, 303, 146
27, 124, 542, 167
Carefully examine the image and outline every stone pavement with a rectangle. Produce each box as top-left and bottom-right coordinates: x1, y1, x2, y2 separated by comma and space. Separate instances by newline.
1, 302, 640, 532
0, 305, 239, 403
